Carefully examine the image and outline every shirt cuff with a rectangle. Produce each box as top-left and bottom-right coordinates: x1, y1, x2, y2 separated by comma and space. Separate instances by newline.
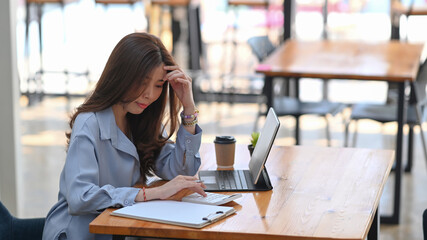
113, 187, 140, 207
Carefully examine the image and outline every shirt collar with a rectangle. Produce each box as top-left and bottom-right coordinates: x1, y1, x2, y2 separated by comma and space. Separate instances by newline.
96, 107, 113, 141
96, 107, 139, 160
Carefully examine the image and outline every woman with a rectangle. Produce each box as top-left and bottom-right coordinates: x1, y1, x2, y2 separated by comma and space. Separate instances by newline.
42, 32, 206, 240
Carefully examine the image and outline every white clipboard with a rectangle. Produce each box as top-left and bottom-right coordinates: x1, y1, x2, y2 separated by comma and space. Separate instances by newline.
111, 200, 236, 228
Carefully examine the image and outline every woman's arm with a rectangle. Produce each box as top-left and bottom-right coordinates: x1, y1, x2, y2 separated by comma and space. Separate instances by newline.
163, 65, 198, 135
154, 124, 202, 180
181, 106, 197, 135
64, 132, 140, 214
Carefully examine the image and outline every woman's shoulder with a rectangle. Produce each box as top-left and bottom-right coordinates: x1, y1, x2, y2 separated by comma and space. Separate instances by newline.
71, 111, 99, 138
74, 112, 97, 128
71, 107, 113, 139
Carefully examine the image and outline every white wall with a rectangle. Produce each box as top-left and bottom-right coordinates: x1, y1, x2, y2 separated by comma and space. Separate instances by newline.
0, 0, 20, 216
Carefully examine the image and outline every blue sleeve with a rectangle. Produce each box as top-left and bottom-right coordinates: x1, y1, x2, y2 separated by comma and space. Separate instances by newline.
154, 124, 203, 180
64, 131, 140, 215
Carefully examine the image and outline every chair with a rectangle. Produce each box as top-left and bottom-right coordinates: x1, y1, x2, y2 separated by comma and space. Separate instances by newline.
344, 59, 427, 172
248, 36, 346, 146
390, 0, 427, 40
247, 36, 275, 63
191, 7, 265, 104
424, 209, 427, 240
381, 0, 427, 124
0, 201, 45, 240
24, 0, 90, 105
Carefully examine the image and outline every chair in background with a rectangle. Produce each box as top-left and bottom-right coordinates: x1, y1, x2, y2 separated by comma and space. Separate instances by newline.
247, 35, 275, 63
197, 0, 276, 104
24, 0, 90, 105
423, 209, 427, 240
191, 6, 265, 104
344, 59, 427, 172
0, 201, 45, 240
387, 0, 427, 106
248, 36, 346, 146
390, 0, 427, 40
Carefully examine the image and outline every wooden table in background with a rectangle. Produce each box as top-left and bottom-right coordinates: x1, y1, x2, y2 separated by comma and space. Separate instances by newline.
228, 0, 268, 7
151, 0, 190, 7
90, 143, 394, 240
255, 39, 425, 225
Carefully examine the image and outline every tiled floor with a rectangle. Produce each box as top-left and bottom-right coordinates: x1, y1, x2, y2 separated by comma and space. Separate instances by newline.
16, 0, 427, 239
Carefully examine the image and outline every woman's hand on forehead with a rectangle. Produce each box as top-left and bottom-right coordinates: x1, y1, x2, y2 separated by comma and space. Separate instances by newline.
162, 65, 195, 109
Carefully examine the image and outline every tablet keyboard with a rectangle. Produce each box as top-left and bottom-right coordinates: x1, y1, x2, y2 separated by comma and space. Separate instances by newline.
217, 170, 248, 190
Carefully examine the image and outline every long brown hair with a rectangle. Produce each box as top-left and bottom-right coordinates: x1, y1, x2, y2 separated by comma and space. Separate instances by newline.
67, 32, 180, 183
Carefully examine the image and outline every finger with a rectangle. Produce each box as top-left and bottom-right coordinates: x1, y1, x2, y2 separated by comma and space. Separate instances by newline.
170, 78, 190, 85
190, 186, 207, 197
168, 82, 181, 93
178, 182, 198, 193
167, 79, 188, 91
163, 66, 181, 77
163, 67, 191, 82
163, 65, 180, 71
163, 69, 180, 80
183, 73, 191, 81
166, 71, 185, 81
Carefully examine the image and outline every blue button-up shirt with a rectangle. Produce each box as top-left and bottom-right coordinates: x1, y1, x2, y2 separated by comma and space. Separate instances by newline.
42, 107, 202, 240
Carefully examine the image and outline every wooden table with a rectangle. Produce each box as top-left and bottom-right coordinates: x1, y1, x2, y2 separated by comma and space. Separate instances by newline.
228, 0, 268, 7
256, 39, 425, 224
90, 143, 394, 240
151, 0, 190, 7
94, 0, 137, 4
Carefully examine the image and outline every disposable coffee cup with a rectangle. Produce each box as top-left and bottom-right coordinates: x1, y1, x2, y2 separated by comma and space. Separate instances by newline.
214, 136, 236, 169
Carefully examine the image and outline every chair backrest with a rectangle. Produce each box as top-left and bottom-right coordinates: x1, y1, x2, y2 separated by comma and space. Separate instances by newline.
0, 201, 45, 240
412, 58, 427, 105
410, 58, 427, 122
423, 209, 427, 240
247, 36, 276, 62
0, 201, 13, 240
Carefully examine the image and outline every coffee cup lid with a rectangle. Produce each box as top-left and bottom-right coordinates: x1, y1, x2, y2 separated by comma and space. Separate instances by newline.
214, 136, 236, 144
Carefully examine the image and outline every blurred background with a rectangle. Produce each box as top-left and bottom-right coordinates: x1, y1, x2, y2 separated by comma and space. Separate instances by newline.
1, 0, 427, 239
